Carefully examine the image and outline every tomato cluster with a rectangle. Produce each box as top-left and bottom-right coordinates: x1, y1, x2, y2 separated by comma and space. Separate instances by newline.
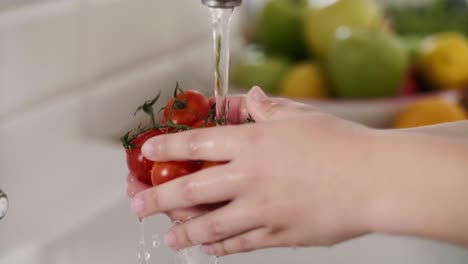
121, 85, 237, 187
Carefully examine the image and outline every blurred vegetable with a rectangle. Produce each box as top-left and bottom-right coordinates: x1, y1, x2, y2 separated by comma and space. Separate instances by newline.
418, 32, 468, 90
232, 0, 468, 102
257, 0, 308, 60
400, 69, 420, 96
394, 98, 466, 128
232, 45, 290, 94
400, 35, 423, 63
279, 61, 328, 99
304, 0, 383, 58
387, 0, 468, 37
461, 89, 468, 111
325, 28, 409, 98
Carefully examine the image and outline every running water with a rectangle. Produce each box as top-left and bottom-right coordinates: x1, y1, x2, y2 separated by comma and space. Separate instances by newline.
134, 5, 235, 264
137, 219, 151, 264
209, 8, 234, 125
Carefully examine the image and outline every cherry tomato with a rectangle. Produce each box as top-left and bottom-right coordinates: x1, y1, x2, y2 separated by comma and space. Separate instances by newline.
201, 161, 229, 170
192, 119, 217, 129
162, 90, 210, 126
151, 161, 201, 186
126, 129, 162, 185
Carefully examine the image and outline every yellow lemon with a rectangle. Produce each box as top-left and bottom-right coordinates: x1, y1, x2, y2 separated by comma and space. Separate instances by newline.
279, 62, 328, 99
394, 98, 466, 129
419, 32, 468, 90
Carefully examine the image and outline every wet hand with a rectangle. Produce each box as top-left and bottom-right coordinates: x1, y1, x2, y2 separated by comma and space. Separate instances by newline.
130, 87, 378, 256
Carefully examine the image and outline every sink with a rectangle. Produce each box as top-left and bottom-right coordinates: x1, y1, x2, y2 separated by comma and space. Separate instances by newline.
1, 38, 467, 264
4, 193, 468, 264
21, 197, 468, 264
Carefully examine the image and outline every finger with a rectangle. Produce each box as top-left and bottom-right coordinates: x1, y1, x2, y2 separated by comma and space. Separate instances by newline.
164, 200, 259, 249
246, 87, 315, 122
127, 175, 151, 198
166, 203, 226, 222
131, 165, 242, 218
166, 206, 211, 222
141, 124, 252, 162
201, 228, 274, 256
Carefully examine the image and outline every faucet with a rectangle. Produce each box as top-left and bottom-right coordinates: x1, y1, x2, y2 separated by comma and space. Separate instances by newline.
0, 189, 8, 220
201, 0, 242, 8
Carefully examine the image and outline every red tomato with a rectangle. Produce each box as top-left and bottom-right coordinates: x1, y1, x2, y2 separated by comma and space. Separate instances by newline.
125, 129, 162, 185
400, 69, 419, 97
162, 90, 210, 126
461, 89, 468, 110
201, 161, 229, 170
192, 119, 216, 129
151, 161, 201, 186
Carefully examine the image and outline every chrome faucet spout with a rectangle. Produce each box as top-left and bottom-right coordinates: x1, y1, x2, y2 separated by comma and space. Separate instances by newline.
202, 0, 241, 8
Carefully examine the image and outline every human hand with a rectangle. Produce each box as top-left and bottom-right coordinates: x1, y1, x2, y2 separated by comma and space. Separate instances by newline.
125, 91, 260, 220
130, 87, 378, 255
126, 87, 315, 221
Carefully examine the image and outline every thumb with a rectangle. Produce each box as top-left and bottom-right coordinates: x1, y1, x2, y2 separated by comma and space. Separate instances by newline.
245, 86, 315, 122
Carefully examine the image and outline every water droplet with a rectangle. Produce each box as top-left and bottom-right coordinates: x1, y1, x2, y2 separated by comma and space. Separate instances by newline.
151, 234, 161, 248
137, 252, 143, 263
137, 251, 151, 264
137, 251, 150, 264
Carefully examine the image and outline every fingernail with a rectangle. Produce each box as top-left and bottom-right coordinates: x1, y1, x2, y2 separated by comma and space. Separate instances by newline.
202, 245, 216, 255
141, 140, 156, 159
131, 194, 145, 215
250, 86, 268, 103
164, 231, 177, 248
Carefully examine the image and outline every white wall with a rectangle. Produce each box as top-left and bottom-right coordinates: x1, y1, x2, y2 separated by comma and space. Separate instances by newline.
0, 0, 213, 120
0, 0, 216, 261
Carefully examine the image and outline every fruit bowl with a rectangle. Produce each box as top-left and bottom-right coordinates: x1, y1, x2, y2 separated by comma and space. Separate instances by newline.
230, 0, 468, 128
230, 87, 463, 128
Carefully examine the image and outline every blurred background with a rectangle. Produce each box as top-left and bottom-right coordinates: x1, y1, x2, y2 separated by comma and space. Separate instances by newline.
231, 0, 468, 128
0, 0, 467, 264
